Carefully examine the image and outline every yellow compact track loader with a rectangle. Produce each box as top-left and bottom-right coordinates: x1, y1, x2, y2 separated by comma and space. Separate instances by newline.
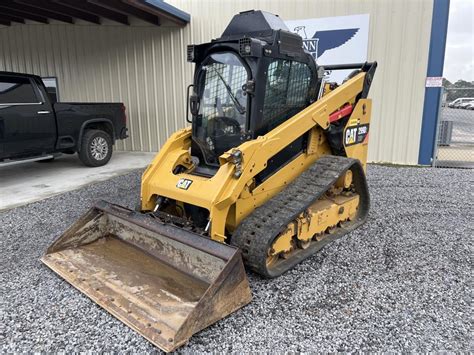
42, 10, 377, 352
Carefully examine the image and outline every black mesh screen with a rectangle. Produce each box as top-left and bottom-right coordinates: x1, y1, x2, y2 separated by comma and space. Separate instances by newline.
262, 59, 311, 131
194, 52, 249, 165
200, 63, 247, 122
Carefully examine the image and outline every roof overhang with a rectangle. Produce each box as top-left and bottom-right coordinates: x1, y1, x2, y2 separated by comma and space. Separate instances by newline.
0, 0, 190, 27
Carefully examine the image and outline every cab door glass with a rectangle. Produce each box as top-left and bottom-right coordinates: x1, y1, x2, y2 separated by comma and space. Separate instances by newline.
0, 76, 38, 104
194, 52, 249, 165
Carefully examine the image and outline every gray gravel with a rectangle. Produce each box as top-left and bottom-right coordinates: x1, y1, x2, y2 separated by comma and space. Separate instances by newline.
1, 165, 473, 352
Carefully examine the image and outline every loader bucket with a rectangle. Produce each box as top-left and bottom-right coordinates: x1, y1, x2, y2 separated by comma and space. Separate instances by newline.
41, 201, 252, 352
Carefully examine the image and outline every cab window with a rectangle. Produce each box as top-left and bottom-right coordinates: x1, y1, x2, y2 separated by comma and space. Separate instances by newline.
0, 76, 38, 104
193, 52, 249, 165
262, 59, 312, 131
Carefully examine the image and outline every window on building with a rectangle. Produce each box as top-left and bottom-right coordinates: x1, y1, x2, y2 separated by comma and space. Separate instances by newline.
0, 76, 38, 104
42, 77, 59, 103
262, 59, 312, 131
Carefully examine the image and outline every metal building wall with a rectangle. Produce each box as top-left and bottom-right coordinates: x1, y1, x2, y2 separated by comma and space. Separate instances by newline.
0, 0, 434, 164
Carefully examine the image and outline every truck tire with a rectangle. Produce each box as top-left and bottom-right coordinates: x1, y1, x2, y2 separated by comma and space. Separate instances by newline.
79, 129, 113, 167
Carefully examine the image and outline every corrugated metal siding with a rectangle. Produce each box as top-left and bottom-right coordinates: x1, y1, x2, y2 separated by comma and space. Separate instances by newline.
0, 0, 433, 164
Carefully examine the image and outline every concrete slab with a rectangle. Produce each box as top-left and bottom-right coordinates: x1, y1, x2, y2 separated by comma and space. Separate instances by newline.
0, 151, 156, 211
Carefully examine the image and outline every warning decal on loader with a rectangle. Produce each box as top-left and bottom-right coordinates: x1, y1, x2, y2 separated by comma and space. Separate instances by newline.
344, 124, 369, 146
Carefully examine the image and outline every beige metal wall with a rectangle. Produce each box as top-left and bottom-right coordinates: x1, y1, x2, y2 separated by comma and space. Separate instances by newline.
0, 0, 434, 164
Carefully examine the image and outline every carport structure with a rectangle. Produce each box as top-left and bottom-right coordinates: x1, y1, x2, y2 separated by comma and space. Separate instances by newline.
0, 0, 189, 27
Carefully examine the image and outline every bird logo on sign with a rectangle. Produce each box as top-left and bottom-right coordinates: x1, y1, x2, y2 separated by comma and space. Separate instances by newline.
294, 26, 360, 60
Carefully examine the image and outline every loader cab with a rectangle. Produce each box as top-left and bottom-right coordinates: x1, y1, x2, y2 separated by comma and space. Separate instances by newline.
192, 51, 251, 167
187, 10, 319, 173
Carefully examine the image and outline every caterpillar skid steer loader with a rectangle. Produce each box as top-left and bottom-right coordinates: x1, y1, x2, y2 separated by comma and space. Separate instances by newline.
42, 10, 376, 352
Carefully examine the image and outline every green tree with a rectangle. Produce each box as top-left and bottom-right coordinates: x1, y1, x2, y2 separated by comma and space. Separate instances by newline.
445, 79, 474, 101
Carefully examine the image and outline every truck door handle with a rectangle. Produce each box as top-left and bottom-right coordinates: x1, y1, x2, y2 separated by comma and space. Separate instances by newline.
37, 111, 51, 114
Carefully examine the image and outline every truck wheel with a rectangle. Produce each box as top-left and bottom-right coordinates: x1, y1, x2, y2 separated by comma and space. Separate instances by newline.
79, 129, 113, 167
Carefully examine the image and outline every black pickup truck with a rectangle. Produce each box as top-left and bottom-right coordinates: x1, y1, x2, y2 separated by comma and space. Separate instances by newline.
0, 71, 128, 167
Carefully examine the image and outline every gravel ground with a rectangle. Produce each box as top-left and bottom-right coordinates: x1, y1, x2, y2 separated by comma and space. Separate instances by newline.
1, 165, 472, 352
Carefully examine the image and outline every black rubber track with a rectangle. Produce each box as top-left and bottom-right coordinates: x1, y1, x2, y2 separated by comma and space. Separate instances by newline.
230, 155, 370, 278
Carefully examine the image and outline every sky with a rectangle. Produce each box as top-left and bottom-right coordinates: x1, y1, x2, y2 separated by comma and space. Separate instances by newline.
443, 0, 474, 83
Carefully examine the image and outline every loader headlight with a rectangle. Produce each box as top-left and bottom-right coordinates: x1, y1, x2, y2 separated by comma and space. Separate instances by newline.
229, 149, 243, 178
230, 149, 243, 164
239, 38, 253, 56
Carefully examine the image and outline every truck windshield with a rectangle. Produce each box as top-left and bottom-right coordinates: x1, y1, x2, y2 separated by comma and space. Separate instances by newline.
194, 52, 249, 166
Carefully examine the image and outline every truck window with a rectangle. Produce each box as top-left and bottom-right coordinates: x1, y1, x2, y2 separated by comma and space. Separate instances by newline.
0, 76, 38, 104
42, 77, 59, 103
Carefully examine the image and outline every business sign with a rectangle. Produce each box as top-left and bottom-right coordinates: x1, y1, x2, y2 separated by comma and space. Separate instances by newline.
425, 77, 443, 87
285, 14, 370, 83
